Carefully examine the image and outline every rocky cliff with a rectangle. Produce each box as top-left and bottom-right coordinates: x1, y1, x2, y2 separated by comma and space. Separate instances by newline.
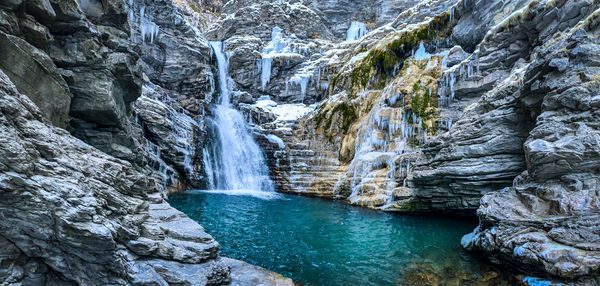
1, 0, 599, 284
0, 68, 229, 284
0, 0, 293, 284
204, 0, 600, 282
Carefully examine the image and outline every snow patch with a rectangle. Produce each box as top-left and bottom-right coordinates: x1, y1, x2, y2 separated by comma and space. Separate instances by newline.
267, 134, 286, 149
254, 97, 317, 122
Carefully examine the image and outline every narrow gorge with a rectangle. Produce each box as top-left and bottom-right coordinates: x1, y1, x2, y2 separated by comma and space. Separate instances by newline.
0, 0, 599, 285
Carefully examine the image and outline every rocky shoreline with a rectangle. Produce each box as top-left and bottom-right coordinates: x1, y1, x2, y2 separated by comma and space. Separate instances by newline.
0, 0, 599, 284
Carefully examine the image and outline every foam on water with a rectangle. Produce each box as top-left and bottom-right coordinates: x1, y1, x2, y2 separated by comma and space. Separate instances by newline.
185, 189, 283, 200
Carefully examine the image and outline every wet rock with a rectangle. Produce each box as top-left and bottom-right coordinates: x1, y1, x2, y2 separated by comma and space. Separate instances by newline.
221, 258, 294, 286
398, 261, 509, 286
133, 92, 203, 189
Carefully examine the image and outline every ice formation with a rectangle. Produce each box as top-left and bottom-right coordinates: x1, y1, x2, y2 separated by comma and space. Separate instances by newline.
346, 22, 368, 41
261, 27, 306, 90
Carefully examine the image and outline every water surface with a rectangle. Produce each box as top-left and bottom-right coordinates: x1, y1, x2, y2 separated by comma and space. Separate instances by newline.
169, 191, 509, 285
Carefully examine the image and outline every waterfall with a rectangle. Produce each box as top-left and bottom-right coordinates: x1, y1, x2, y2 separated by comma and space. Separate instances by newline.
203, 41, 274, 192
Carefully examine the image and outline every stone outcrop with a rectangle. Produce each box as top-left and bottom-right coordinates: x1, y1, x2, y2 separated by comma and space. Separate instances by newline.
0, 31, 71, 129
0, 0, 216, 190
49, 0, 145, 163
0, 69, 229, 285
461, 5, 600, 280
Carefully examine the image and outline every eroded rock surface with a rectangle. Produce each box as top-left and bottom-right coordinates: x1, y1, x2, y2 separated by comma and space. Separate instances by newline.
0, 69, 229, 285
462, 8, 600, 279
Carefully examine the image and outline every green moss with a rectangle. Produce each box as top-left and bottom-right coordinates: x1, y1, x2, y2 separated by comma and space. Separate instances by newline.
364, 100, 375, 114
330, 74, 341, 91
314, 101, 358, 137
323, 102, 357, 133
313, 102, 328, 127
413, 81, 421, 92
349, 62, 371, 89
189, 2, 199, 13
334, 10, 455, 92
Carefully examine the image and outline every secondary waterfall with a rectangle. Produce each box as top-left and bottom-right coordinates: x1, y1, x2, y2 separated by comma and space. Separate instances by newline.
203, 41, 274, 192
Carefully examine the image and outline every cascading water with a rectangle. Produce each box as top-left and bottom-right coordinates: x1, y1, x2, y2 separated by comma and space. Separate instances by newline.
203, 41, 274, 193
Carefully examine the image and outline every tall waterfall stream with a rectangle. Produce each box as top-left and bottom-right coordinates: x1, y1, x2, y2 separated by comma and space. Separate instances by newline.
202, 42, 275, 194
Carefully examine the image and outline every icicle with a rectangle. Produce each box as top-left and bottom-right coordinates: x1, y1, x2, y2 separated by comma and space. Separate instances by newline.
139, 6, 159, 43
413, 42, 431, 61
449, 71, 456, 100
260, 27, 305, 90
346, 22, 368, 41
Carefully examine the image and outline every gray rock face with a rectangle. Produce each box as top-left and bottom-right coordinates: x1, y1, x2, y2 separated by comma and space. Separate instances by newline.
16, 0, 147, 162
0, 31, 71, 128
413, 0, 599, 212
125, 0, 219, 190
461, 6, 600, 279
0, 69, 229, 285
133, 92, 203, 191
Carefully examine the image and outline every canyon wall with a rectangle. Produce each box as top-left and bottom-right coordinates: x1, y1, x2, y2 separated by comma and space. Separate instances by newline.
0, 0, 292, 284
1, 0, 599, 283
205, 0, 600, 282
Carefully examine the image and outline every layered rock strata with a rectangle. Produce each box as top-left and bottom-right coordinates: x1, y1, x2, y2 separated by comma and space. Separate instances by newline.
462, 6, 600, 280
0, 69, 228, 285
